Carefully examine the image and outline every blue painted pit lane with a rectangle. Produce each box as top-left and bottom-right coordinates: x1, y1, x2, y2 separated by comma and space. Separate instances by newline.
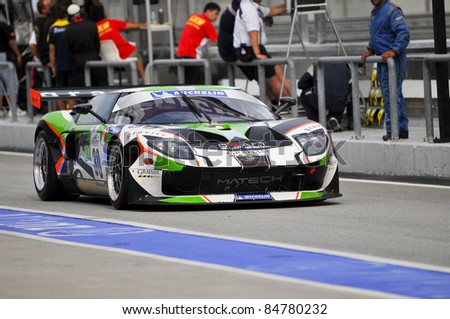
1, 208, 450, 298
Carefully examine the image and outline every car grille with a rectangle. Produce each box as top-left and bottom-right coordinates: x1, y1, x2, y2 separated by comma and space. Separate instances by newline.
161, 166, 327, 196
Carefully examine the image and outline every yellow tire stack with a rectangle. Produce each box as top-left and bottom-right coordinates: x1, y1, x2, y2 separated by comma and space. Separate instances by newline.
365, 64, 385, 127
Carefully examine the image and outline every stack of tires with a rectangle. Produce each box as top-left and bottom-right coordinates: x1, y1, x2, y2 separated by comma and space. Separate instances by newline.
365, 64, 385, 128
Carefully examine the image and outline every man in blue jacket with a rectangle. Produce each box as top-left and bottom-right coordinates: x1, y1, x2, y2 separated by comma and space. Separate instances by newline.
361, 0, 410, 141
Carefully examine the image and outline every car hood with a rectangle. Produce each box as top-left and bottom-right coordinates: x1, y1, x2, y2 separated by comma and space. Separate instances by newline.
121, 117, 317, 146
119, 117, 329, 168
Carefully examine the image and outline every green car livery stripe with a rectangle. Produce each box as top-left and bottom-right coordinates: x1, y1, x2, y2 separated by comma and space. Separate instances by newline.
154, 156, 185, 171
301, 191, 325, 200
159, 196, 208, 203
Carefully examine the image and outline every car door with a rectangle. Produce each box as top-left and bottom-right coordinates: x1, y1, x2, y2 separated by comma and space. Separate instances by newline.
67, 93, 120, 194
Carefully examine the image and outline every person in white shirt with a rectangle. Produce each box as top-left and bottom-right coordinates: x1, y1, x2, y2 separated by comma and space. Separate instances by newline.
233, 0, 289, 106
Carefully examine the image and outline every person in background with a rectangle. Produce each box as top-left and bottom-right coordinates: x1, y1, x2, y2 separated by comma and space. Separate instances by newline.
176, 2, 221, 84
0, 20, 22, 116
218, 0, 255, 82
42, 0, 73, 67
298, 63, 353, 132
29, 0, 50, 112
233, 0, 290, 107
64, 3, 107, 87
29, 0, 50, 64
218, 0, 240, 63
361, 0, 410, 141
83, 0, 102, 21
48, 1, 76, 110
89, 3, 147, 81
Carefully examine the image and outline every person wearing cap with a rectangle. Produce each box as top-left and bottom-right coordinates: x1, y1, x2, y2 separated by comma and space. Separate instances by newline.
64, 3, 107, 86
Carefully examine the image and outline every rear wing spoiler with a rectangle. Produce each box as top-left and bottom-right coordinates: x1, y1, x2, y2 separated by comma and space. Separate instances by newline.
29, 86, 137, 109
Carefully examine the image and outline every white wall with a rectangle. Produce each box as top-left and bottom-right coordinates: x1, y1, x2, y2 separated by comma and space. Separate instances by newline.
103, 1, 450, 24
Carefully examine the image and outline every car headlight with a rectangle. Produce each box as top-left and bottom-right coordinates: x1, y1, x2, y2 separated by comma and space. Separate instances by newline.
293, 129, 328, 156
147, 138, 195, 160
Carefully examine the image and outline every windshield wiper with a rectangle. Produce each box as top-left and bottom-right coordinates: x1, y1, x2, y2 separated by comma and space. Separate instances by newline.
219, 103, 259, 121
178, 91, 213, 124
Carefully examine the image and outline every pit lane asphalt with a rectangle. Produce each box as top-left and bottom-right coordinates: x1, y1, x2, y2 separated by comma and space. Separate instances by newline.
1, 152, 449, 298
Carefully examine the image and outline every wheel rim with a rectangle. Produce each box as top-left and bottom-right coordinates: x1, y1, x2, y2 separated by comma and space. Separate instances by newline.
108, 144, 123, 201
33, 137, 49, 191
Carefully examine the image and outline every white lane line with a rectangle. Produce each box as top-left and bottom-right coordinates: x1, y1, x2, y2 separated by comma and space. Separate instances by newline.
0, 151, 32, 157
341, 178, 450, 189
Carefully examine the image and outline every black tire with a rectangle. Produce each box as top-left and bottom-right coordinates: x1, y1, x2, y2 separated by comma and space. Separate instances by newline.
33, 131, 70, 200
107, 140, 129, 209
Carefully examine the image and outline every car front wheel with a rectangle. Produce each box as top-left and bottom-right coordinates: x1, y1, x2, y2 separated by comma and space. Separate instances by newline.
107, 140, 129, 209
33, 131, 67, 200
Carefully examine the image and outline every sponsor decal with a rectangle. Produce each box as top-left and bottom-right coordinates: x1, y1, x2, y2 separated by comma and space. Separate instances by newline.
149, 91, 177, 99
232, 150, 267, 156
105, 125, 122, 136
218, 141, 267, 152
92, 148, 103, 178
132, 168, 161, 179
40, 90, 106, 98
0, 211, 153, 237
217, 175, 283, 187
302, 123, 323, 132
30, 89, 41, 109
150, 90, 227, 99
134, 169, 161, 175
91, 132, 100, 147
234, 194, 273, 201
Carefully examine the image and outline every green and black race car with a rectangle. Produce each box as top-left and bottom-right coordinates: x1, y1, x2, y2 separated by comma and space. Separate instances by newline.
32, 85, 341, 209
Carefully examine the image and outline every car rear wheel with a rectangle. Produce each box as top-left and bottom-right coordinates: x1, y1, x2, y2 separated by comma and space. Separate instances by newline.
107, 140, 129, 209
33, 131, 69, 200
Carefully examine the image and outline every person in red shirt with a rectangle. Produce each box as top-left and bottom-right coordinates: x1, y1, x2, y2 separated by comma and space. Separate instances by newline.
88, 3, 147, 81
176, 2, 221, 84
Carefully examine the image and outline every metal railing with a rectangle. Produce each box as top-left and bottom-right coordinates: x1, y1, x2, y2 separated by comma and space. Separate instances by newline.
84, 60, 138, 86
226, 57, 298, 115
149, 59, 212, 85
316, 56, 398, 140
422, 53, 450, 142
0, 61, 18, 122
25, 62, 53, 123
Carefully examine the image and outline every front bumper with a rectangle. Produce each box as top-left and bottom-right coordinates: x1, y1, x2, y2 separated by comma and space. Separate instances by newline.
127, 164, 341, 205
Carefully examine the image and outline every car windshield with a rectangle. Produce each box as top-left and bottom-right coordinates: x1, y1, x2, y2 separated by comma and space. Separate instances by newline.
110, 89, 277, 125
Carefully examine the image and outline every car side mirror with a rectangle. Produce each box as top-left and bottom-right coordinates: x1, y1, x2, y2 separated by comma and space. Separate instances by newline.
71, 103, 93, 115
70, 103, 107, 123
274, 97, 297, 116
